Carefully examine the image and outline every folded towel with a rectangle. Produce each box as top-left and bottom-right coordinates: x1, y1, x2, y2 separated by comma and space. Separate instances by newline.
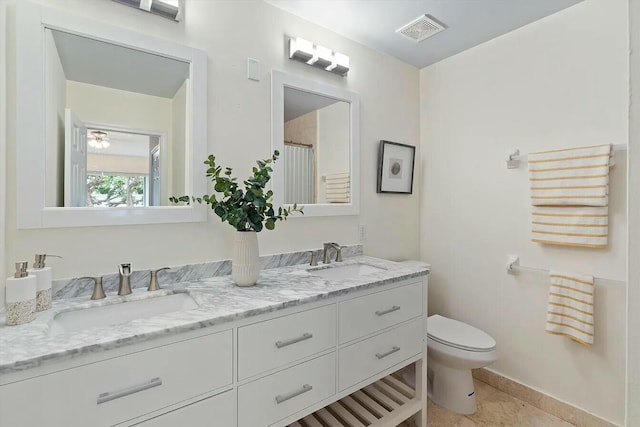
546, 271, 594, 346
529, 144, 612, 248
326, 173, 350, 203
529, 144, 611, 206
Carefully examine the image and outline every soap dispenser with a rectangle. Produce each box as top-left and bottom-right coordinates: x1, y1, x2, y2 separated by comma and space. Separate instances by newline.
27, 254, 61, 312
5, 262, 37, 325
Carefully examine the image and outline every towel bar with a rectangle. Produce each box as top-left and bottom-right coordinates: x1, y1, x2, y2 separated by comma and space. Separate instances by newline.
505, 255, 624, 285
506, 144, 627, 169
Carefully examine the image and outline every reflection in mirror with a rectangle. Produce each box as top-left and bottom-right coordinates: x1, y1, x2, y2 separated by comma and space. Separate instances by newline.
17, 0, 207, 228
271, 71, 360, 217
46, 28, 189, 208
283, 88, 350, 205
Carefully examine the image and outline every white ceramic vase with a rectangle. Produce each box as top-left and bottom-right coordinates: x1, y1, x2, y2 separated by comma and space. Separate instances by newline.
232, 231, 260, 286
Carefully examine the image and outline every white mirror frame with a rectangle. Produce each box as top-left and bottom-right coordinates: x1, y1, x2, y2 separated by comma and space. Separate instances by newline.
16, 1, 207, 228
271, 70, 360, 216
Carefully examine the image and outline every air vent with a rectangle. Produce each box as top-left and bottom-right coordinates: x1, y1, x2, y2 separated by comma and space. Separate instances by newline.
396, 14, 445, 43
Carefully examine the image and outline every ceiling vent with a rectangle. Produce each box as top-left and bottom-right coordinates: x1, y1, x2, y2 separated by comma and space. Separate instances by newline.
396, 14, 445, 43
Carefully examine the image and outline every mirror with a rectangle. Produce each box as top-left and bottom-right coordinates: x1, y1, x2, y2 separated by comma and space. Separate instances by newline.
272, 71, 360, 216
16, 2, 207, 228
46, 28, 189, 208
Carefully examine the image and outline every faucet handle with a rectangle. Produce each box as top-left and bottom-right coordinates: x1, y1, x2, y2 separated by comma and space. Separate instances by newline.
309, 251, 318, 266
80, 276, 106, 300
148, 267, 170, 291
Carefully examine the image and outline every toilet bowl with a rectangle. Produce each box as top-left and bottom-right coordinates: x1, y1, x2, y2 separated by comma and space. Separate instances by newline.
427, 314, 497, 415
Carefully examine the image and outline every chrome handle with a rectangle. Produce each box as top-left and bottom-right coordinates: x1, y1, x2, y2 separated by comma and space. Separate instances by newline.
375, 305, 400, 316
376, 346, 400, 360
97, 377, 162, 405
275, 332, 313, 349
275, 384, 313, 404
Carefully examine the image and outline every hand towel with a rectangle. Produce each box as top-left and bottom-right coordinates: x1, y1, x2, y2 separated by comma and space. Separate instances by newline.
529, 144, 612, 248
546, 271, 594, 346
529, 144, 611, 206
326, 173, 350, 203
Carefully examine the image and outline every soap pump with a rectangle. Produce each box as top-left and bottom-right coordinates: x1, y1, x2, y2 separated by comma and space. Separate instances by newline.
27, 254, 61, 312
5, 262, 37, 325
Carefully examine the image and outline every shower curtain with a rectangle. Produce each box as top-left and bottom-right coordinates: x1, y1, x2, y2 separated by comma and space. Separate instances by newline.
284, 144, 314, 204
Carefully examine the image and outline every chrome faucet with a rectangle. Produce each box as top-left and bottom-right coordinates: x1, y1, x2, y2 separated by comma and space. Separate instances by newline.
118, 263, 133, 296
322, 243, 343, 264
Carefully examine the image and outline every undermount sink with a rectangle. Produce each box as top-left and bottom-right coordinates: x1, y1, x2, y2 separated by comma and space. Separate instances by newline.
48, 293, 198, 337
308, 263, 385, 280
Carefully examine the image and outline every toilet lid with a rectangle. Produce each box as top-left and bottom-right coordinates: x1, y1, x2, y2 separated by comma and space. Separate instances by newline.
427, 314, 496, 352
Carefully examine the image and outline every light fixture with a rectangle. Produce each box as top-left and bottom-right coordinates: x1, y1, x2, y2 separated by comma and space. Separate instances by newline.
88, 130, 110, 149
112, 0, 183, 22
288, 37, 350, 76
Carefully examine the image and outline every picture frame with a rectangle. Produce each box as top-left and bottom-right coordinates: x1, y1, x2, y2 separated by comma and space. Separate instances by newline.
376, 140, 416, 194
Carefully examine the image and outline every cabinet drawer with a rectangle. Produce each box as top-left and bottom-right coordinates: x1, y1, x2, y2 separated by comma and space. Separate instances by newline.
238, 353, 336, 427
133, 390, 235, 427
238, 304, 336, 380
0, 330, 232, 427
338, 318, 423, 391
339, 281, 423, 343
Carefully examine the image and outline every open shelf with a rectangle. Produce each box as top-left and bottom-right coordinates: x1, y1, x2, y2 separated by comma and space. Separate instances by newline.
288, 374, 419, 427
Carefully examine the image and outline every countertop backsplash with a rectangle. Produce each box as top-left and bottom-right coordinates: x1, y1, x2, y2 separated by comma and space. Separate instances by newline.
52, 244, 364, 300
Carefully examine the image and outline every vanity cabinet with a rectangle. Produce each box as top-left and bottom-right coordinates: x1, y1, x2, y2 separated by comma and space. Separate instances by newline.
0, 277, 427, 427
0, 330, 232, 427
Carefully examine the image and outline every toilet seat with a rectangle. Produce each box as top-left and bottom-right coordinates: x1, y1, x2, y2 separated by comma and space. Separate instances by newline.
428, 314, 496, 352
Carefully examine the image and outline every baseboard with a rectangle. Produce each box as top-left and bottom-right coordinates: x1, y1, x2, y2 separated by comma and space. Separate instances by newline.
472, 368, 618, 427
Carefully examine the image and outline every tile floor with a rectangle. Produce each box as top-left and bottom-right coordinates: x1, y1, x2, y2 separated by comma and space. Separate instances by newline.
399, 378, 575, 427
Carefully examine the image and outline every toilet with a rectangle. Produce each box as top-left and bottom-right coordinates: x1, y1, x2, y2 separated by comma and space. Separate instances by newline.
427, 314, 497, 415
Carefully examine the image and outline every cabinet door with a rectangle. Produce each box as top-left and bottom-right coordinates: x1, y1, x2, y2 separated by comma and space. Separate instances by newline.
133, 391, 234, 427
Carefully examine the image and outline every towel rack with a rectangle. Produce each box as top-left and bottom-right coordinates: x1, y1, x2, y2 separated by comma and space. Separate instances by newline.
505, 255, 624, 285
506, 144, 628, 169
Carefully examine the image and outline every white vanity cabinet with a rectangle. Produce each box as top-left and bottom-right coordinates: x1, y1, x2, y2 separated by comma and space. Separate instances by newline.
0, 330, 233, 427
0, 276, 427, 427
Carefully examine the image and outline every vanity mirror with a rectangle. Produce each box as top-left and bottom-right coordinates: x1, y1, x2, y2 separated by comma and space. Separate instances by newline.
16, 2, 207, 228
271, 71, 360, 216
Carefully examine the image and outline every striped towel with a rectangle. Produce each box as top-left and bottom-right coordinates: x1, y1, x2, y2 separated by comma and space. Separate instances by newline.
326, 173, 350, 203
529, 144, 612, 248
546, 271, 594, 346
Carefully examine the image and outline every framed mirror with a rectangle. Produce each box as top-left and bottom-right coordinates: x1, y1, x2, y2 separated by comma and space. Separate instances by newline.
16, 1, 207, 228
271, 71, 360, 216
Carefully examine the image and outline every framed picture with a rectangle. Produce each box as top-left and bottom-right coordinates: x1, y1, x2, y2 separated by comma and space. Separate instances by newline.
376, 140, 416, 194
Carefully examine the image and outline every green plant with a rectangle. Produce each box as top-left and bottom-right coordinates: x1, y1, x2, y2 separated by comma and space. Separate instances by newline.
170, 150, 302, 232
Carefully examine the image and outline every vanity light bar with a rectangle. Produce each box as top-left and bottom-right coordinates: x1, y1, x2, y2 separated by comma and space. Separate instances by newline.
289, 37, 350, 76
112, 0, 183, 22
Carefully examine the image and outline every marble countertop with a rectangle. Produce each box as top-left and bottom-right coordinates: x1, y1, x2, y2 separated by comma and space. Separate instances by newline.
0, 256, 429, 376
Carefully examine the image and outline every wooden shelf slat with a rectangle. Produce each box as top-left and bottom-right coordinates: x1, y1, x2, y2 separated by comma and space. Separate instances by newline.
287, 373, 420, 427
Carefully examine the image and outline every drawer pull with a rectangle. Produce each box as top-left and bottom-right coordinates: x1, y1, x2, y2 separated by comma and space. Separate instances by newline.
97, 377, 162, 405
275, 384, 313, 404
376, 346, 400, 360
375, 305, 400, 316
275, 332, 313, 349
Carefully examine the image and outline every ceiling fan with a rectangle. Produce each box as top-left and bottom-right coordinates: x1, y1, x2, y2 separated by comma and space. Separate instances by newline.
88, 130, 110, 149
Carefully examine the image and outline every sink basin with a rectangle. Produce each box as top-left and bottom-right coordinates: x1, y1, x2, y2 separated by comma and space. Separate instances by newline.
48, 293, 198, 337
308, 263, 385, 280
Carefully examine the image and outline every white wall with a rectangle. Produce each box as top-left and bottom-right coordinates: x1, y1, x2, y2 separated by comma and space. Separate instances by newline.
45, 30, 66, 207
171, 79, 187, 199
420, 1, 627, 424
4, 1, 420, 284
626, 0, 639, 424
317, 102, 350, 204
66, 81, 172, 138
0, 0, 7, 306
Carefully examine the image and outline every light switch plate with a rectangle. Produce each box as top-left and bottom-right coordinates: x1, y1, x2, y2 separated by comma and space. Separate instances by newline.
247, 58, 260, 81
